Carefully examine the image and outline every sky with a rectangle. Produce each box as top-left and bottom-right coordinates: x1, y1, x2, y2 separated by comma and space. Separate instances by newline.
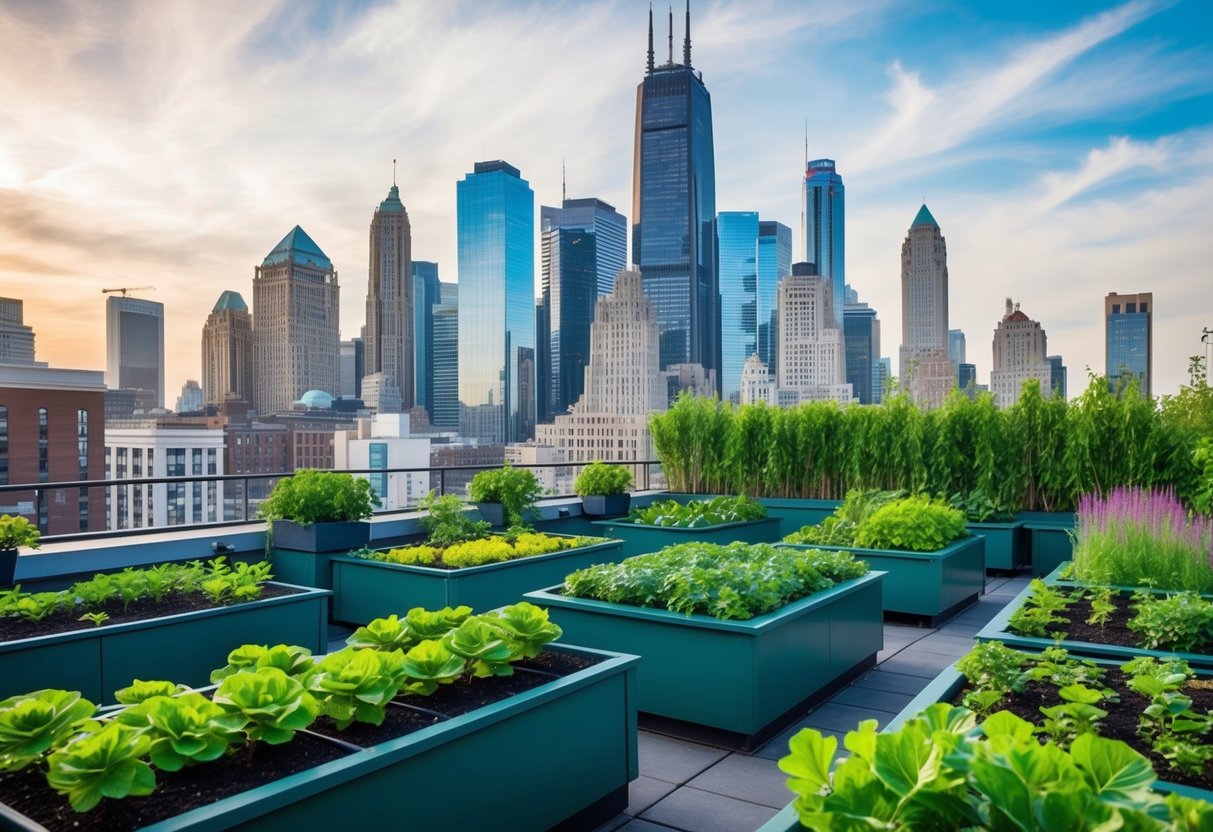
1, 0, 1211, 403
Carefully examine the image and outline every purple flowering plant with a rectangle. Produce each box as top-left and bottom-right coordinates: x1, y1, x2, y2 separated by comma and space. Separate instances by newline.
1071, 486, 1212, 593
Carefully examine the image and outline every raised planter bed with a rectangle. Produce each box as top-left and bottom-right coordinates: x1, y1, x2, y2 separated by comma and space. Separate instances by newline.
1017, 510, 1075, 577
966, 518, 1026, 572
524, 571, 883, 749
0, 643, 640, 832
269, 519, 372, 591
776, 536, 985, 624
329, 536, 625, 625
590, 515, 783, 557
662, 494, 841, 532
976, 562, 1213, 669
0, 582, 330, 705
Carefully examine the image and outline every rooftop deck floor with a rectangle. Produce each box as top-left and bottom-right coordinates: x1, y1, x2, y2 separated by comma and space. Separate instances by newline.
591, 572, 1031, 832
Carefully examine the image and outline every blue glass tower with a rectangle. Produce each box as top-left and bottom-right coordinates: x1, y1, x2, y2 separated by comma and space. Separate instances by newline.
1105, 292, 1152, 396
411, 260, 440, 419
456, 161, 535, 442
843, 289, 880, 405
538, 198, 627, 422
432, 282, 459, 430
632, 3, 718, 389
803, 159, 845, 333
757, 220, 792, 376
717, 212, 758, 403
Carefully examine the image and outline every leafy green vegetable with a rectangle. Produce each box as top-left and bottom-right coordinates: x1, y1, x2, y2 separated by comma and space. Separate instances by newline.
209, 644, 315, 683
46, 721, 155, 812
783, 489, 904, 546
483, 602, 562, 660
853, 494, 967, 552
258, 468, 380, 524
467, 464, 542, 528
307, 649, 407, 729
573, 461, 633, 497
113, 680, 187, 705
347, 614, 417, 652
0, 689, 96, 772
1127, 592, 1213, 652
442, 618, 516, 677
626, 495, 766, 528
115, 692, 246, 771
405, 605, 473, 640
399, 640, 466, 696
416, 490, 491, 547
212, 667, 318, 745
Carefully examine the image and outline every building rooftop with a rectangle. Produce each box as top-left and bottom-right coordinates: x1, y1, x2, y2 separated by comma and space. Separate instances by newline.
262, 225, 333, 270
211, 290, 248, 315
911, 203, 939, 228
377, 184, 406, 214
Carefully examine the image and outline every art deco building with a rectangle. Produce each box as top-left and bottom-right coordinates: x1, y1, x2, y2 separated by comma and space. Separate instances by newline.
252, 226, 340, 414
200, 291, 252, 407
990, 299, 1053, 409
534, 269, 667, 463
106, 295, 165, 411
631, 3, 718, 389
775, 263, 851, 403
538, 198, 627, 423
898, 204, 954, 409
1105, 291, 1152, 396
457, 161, 535, 443
364, 183, 413, 412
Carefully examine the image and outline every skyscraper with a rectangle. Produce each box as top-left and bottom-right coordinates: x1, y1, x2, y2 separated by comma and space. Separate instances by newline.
200, 290, 252, 407
776, 263, 852, 402
631, 3, 718, 388
106, 295, 165, 411
718, 211, 758, 403
252, 226, 340, 414
991, 299, 1052, 409
843, 286, 881, 405
538, 198, 627, 422
364, 182, 413, 412
412, 260, 441, 418
456, 160, 535, 443
1105, 291, 1152, 396
1048, 355, 1067, 400
802, 158, 845, 334
431, 282, 459, 431
0, 298, 37, 365
757, 220, 792, 375
898, 204, 954, 409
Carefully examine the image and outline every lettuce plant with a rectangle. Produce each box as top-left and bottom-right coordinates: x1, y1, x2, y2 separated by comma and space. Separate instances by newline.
115, 692, 247, 771
784, 489, 903, 546
443, 617, 520, 677
484, 602, 562, 659
1038, 684, 1108, 747
113, 680, 187, 705
209, 643, 315, 683
347, 614, 417, 652
0, 689, 97, 772
405, 605, 472, 640
212, 667, 318, 744
46, 721, 155, 812
307, 649, 408, 729
399, 640, 466, 696
852, 494, 967, 552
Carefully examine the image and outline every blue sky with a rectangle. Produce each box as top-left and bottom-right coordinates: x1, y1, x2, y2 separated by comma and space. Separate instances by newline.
0, 0, 1210, 400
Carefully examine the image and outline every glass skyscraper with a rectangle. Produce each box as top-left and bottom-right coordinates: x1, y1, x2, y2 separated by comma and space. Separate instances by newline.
843, 288, 880, 405
456, 161, 535, 443
757, 221, 792, 375
538, 198, 627, 423
412, 260, 440, 419
631, 4, 718, 388
1105, 291, 1152, 396
803, 159, 845, 333
432, 282, 458, 430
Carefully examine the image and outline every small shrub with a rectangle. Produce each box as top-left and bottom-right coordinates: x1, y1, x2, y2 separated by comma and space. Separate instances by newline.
1128, 592, 1213, 652
852, 494, 967, 552
468, 465, 542, 528
783, 489, 903, 546
627, 495, 766, 528
417, 491, 489, 548
259, 469, 380, 525
573, 461, 633, 497
0, 514, 40, 551
948, 488, 1018, 523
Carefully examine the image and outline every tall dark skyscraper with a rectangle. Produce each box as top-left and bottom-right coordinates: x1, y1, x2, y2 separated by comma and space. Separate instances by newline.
631, 2, 718, 389
802, 159, 845, 332
364, 182, 413, 412
412, 260, 440, 419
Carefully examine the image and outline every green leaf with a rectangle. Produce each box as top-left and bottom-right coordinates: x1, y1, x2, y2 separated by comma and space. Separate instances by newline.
778, 728, 836, 798
1069, 733, 1157, 806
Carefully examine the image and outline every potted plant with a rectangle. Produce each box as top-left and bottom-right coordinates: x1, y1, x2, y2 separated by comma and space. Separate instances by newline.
525, 541, 883, 748
467, 464, 542, 528
779, 491, 985, 623
0, 514, 39, 588
593, 495, 782, 556
574, 461, 633, 518
330, 492, 624, 622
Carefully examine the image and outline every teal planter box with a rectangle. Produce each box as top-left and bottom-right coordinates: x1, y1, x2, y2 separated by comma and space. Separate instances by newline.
1017, 510, 1075, 577
524, 571, 883, 744
757, 656, 1213, 832
0, 582, 331, 705
776, 536, 985, 623
976, 563, 1213, 669
328, 537, 625, 624
662, 495, 841, 533
966, 519, 1026, 572
590, 515, 783, 557
0, 644, 640, 832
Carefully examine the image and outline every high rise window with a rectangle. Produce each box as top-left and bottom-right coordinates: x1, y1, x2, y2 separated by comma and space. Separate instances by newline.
0, 405, 7, 485
78, 409, 89, 533
37, 408, 48, 483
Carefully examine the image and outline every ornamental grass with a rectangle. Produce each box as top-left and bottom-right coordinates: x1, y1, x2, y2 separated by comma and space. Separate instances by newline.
1070, 486, 1213, 593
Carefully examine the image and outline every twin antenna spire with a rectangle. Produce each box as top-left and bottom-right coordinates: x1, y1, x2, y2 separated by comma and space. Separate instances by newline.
646, 1, 691, 74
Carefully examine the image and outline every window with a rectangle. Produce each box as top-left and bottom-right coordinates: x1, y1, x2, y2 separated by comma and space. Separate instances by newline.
38, 408, 48, 483
0, 405, 7, 485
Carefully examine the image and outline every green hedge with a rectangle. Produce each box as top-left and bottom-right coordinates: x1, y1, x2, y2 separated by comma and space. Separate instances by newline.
651, 377, 1208, 512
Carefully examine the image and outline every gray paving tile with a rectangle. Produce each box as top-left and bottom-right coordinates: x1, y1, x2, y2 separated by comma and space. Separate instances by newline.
829, 684, 914, 714
638, 732, 730, 785
613, 818, 684, 832
593, 814, 635, 832
754, 722, 846, 761
626, 776, 679, 816
687, 754, 793, 809
641, 787, 779, 832
901, 639, 971, 658
851, 669, 929, 695
878, 654, 951, 678
803, 701, 887, 733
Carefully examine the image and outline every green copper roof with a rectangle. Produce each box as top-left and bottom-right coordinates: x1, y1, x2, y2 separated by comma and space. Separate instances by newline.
262, 225, 332, 269
912, 204, 939, 228
211, 290, 248, 315
377, 184, 406, 214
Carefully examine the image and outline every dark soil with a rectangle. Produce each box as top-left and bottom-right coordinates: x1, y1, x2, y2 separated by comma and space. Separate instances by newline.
0, 649, 603, 831
1042, 592, 1213, 654
0, 584, 300, 642
953, 668, 1213, 791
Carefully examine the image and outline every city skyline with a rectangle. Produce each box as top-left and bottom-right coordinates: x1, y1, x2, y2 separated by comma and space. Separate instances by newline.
1, 1, 1210, 400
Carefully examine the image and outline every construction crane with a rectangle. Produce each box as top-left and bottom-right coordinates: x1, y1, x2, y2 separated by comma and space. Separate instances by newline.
101, 286, 156, 297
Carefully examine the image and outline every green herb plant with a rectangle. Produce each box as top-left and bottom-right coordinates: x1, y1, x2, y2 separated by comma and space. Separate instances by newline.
1127, 591, 1213, 652
783, 489, 903, 546
1006, 579, 1073, 638
258, 469, 380, 525
417, 490, 490, 547
573, 461, 633, 496
0, 514, 40, 551
948, 488, 1018, 523
626, 495, 766, 528
467, 464, 542, 529
852, 494, 967, 551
